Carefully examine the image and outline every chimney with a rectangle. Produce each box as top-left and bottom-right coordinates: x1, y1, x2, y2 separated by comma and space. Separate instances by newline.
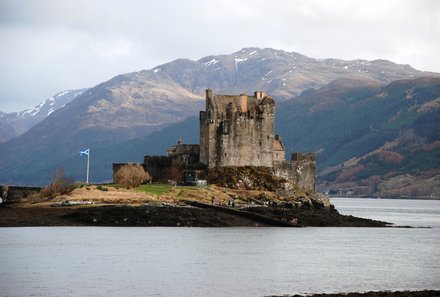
240, 94, 248, 113
254, 91, 265, 100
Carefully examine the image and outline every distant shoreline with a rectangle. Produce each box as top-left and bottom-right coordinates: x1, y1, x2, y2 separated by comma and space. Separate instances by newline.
267, 290, 440, 297
329, 195, 440, 201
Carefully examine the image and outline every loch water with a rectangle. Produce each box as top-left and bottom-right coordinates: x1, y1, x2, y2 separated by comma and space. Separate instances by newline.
1, 198, 439, 297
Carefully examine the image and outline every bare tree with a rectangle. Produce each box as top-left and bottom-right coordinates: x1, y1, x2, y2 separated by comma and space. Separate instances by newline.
114, 163, 151, 189
40, 167, 75, 199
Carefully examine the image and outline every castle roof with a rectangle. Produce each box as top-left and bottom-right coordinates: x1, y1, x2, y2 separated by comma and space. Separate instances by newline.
273, 138, 285, 152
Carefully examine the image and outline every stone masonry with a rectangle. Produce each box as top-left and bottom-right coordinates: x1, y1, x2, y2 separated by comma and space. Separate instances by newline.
200, 89, 275, 167
199, 89, 316, 193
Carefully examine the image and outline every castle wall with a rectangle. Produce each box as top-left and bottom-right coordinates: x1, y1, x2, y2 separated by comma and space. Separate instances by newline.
143, 156, 172, 181
291, 153, 316, 194
0, 185, 41, 204
272, 153, 316, 194
167, 144, 200, 168
272, 161, 293, 180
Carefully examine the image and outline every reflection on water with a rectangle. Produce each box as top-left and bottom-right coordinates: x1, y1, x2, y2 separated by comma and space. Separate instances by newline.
1, 199, 439, 297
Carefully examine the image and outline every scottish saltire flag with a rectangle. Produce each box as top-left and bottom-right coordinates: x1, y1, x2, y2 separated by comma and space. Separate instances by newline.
79, 148, 89, 156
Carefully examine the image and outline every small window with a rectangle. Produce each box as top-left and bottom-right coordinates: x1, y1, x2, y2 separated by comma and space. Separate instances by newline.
225, 153, 227, 157
267, 135, 269, 140
259, 141, 262, 146
275, 153, 278, 158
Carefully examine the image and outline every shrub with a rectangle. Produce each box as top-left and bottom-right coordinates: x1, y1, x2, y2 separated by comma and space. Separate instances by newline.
96, 185, 108, 191
40, 167, 75, 199
114, 163, 151, 189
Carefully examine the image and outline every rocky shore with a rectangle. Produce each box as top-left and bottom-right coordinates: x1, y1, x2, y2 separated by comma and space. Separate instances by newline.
0, 184, 392, 227
0, 202, 389, 227
268, 290, 440, 297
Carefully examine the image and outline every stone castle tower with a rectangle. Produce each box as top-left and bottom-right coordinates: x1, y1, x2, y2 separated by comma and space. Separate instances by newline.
115, 89, 316, 194
199, 89, 316, 193
200, 89, 284, 168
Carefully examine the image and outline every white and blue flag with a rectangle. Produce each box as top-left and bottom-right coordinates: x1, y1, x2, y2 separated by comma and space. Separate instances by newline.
79, 148, 89, 156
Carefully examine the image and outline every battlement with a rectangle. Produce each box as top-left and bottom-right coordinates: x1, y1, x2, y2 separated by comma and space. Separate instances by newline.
201, 89, 274, 123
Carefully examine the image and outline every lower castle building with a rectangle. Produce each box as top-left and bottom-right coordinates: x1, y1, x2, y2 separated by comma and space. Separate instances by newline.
113, 89, 316, 193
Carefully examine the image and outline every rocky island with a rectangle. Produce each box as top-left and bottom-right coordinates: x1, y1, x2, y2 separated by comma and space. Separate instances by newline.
0, 170, 388, 228
0, 90, 392, 228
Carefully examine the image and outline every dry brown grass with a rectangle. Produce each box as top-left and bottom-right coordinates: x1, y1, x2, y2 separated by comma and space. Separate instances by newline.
21, 183, 322, 209
44, 185, 169, 206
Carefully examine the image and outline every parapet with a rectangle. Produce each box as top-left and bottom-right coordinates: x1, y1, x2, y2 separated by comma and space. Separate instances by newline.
204, 89, 275, 118
167, 144, 200, 157
292, 152, 316, 163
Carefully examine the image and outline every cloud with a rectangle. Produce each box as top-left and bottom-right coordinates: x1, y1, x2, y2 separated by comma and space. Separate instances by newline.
0, 0, 439, 112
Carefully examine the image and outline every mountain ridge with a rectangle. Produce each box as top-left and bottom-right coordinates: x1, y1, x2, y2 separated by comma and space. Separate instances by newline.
0, 47, 439, 188
149, 47, 438, 101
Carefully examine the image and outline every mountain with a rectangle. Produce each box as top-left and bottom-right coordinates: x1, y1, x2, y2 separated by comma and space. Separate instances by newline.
0, 89, 85, 143
275, 77, 440, 198
154, 47, 437, 101
0, 112, 17, 143
0, 47, 439, 186
0, 71, 203, 185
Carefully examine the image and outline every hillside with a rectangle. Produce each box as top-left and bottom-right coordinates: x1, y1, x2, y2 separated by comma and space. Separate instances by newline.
276, 77, 440, 198
0, 47, 438, 186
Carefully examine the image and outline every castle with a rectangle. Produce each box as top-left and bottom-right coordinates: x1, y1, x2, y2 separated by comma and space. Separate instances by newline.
113, 89, 316, 193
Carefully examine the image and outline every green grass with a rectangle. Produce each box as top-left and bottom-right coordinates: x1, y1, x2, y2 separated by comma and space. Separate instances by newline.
135, 184, 174, 195
383, 110, 419, 130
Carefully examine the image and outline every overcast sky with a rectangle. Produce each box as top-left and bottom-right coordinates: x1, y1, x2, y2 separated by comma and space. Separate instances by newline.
1, 0, 439, 112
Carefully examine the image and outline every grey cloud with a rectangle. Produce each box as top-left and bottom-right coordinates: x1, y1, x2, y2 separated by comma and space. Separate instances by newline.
1, 0, 439, 112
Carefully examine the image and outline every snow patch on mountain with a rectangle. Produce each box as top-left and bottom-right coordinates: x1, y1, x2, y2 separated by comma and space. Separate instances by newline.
204, 59, 219, 67
0, 88, 86, 142
234, 58, 248, 70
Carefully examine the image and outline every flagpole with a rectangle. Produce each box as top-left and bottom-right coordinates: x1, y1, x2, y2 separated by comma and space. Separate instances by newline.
86, 150, 90, 184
